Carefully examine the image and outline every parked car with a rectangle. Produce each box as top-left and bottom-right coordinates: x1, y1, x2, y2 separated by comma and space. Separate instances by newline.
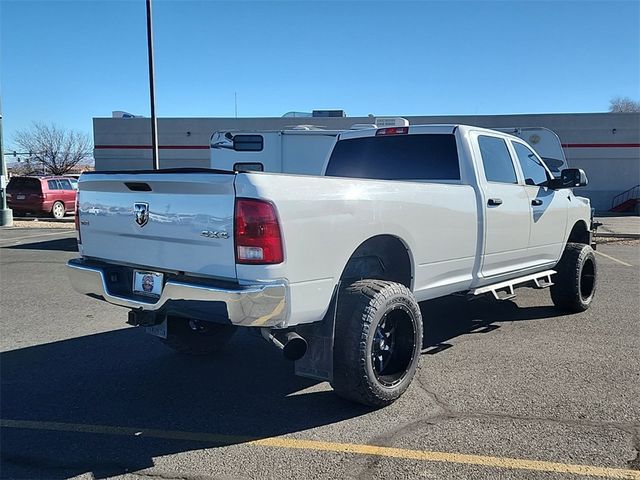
6, 176, 77, 219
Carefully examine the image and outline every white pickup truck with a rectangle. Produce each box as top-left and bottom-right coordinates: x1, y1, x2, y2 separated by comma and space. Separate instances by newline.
67, 124, 597, 407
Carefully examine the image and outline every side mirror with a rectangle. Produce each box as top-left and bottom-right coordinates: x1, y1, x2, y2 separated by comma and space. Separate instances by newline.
561, 168, 588, 187
549, 168, 588, 189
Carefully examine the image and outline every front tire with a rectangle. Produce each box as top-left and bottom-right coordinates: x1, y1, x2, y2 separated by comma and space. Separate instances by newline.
160, 316, 237, 355
331, 280, 423, 407
51, 201, 65, 219
550, 242, 597, 312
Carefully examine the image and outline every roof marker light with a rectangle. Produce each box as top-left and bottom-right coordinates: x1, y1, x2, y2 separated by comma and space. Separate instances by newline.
376, 127, 409, 136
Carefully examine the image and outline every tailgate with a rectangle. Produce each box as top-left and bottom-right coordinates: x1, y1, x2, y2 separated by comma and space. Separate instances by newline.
78, 170, 238, 280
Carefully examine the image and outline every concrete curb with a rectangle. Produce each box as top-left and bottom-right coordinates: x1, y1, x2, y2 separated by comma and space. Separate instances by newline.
595, 233, 640, 239
12, 217, 74, 223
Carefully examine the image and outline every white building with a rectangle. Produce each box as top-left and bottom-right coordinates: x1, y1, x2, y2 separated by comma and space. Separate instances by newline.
93, 112, 640, 212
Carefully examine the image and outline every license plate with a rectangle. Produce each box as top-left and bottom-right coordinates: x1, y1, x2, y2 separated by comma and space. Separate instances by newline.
133, 270, 164, 297
146, 319, 167, 338
16, 194, 25, 200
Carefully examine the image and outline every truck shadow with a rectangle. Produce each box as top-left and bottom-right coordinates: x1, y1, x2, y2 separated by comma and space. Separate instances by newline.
4, 237, 78, 252
1, 294, 563, 478
0, 328, 366, 479
420, 293, 564, 353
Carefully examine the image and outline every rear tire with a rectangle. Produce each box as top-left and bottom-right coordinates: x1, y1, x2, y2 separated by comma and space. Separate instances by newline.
51, 201, 65, 219
331, 279, 423, 407
550, 242, 597, 312
160, 316, 237, 355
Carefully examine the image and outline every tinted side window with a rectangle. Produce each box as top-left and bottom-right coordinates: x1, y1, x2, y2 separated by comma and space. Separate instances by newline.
478, 136, 517, 184
233, 135, 263, 152
58, 179, 73, 190
325, 134, 460, 181
47, 180, 59, 190
512, 142, 548, 186
233, 162, 264, 172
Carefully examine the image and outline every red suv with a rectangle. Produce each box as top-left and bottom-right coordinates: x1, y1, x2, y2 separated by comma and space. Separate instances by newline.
6, 176, 77, 219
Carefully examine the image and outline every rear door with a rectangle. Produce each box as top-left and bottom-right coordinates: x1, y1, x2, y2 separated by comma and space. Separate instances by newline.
57, 178, 76, 210
78, 170, 238, 280
46, 179, 61, 205
472, 133, 531, 278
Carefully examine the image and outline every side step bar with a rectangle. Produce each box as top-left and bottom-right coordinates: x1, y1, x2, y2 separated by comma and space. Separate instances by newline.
471, 270, 555, 301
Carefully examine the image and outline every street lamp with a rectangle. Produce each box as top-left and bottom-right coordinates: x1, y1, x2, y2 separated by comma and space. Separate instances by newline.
0, 108, 14, 226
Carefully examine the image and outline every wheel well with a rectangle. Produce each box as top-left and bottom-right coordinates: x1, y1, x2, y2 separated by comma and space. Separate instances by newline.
567, 221, 590, 245
340, 235, 412, 288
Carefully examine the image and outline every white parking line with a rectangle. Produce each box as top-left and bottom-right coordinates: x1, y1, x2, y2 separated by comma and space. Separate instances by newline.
595, 250, 633, 267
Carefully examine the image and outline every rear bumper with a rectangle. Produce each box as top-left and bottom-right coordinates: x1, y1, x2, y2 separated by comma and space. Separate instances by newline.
7, 200, 51, 213
66, 258, 287, 327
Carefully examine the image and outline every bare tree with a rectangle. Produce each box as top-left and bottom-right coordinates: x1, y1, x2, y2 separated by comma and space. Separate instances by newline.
13, 122, 93, 175
609, 97, 640, 113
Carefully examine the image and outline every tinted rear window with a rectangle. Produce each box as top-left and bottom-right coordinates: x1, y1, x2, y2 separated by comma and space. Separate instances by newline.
7, 177, 42, 192
325, 134, 460, 181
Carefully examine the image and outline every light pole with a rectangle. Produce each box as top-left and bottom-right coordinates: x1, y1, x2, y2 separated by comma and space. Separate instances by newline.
146, 0, 159, 170
0, 103, 14, 226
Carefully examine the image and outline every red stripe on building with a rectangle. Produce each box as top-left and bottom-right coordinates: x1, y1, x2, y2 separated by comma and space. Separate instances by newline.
95, 143, 640, 150
561, 143, 640, 148
94, 145, 209, 150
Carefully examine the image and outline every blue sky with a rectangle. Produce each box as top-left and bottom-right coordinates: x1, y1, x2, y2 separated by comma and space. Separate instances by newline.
2, 0, 639, 146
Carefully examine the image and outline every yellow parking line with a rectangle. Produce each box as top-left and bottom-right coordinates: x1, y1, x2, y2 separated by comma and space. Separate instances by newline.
2, 419, 639, 479
595, 250, 634, 267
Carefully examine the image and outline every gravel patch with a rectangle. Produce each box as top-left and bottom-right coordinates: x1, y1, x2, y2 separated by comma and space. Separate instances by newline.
10, 220, 74, 229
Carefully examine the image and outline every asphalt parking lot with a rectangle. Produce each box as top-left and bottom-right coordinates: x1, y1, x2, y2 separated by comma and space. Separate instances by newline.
1, 228, 639, 479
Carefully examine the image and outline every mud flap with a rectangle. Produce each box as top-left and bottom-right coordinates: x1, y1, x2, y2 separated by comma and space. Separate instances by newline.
294, 285, 339, 382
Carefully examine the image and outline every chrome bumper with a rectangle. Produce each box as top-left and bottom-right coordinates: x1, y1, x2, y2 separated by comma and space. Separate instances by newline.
66, 259, 287, 327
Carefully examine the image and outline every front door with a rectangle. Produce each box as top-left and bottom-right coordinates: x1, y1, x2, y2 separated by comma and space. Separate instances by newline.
510, 141, 568, 266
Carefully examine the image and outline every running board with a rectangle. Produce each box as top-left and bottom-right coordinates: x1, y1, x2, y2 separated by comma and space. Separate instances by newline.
471, 270, 556, 301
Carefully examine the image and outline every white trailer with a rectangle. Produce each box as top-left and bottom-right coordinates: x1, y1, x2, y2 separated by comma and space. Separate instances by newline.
209, 118, 409, 175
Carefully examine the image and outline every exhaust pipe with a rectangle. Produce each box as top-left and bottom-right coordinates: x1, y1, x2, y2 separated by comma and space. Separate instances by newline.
261, 329, 307, 361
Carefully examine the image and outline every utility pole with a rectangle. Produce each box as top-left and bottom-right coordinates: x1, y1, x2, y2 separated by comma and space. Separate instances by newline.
0, 99, 14, 226
146, 0, 159, 170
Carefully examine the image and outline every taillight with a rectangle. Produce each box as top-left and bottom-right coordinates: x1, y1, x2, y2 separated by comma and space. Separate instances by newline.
234, 198, 283, 264
74, 194, 81, 245
376, 127, 409, 136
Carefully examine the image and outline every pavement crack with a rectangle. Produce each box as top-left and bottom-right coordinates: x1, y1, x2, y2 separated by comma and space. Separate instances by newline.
127, 471, 223, 480
350, 379, 457, 480
412, 376, 455, 417
460, 410, 639, 438
629, 428, 640, 470
350, 379, 640, 478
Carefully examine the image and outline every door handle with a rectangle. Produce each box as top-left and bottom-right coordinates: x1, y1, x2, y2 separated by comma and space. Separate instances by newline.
487, 198, 503, 206
531, 199, 543, 206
